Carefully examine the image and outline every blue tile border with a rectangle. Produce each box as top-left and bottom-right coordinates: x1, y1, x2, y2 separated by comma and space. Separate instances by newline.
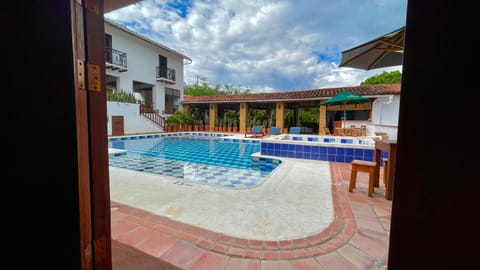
108, 132, 232, 142
261, 141, 375, 163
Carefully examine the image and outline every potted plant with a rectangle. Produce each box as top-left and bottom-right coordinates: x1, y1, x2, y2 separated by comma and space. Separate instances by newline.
165, 113, 181, 132
232, 118, 238, 133
204, 113, 209, 131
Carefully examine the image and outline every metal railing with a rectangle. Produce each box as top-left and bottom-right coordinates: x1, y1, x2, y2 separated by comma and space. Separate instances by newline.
139, 101, 165, 130
156, 66, 176, 82
105, 48, 127, 68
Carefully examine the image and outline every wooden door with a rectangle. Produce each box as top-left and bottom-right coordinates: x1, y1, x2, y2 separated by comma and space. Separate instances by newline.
112, 116, 124, 136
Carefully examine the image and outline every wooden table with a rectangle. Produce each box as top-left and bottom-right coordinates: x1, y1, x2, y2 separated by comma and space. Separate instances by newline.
374, 139, 397, 200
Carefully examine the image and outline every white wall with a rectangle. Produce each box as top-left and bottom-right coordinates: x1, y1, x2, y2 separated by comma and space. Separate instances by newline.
370, 94, 400, 140
107, 101, 163, 136
104, 22, 185, 113
372, 94, 400, 126
341, 94, 400, 140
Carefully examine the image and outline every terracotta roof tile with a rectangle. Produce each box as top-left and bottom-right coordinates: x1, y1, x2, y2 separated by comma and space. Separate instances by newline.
183, 84, 400, 104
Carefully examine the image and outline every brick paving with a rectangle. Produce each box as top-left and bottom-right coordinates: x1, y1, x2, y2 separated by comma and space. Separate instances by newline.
111, 162, 392, 270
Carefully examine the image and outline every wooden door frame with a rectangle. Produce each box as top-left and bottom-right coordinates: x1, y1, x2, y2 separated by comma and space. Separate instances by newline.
72, 0, 111, 269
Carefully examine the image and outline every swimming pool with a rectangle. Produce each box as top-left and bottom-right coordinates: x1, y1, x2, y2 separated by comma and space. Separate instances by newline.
108, 133, 282, 189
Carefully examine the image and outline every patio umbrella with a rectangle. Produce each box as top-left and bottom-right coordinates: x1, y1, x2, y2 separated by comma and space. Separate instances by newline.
339, 26, 405, 70
320, 90, 369, 128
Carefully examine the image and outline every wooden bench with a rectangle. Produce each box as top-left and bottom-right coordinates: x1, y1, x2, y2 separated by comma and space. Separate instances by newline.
349, 160, 377, 197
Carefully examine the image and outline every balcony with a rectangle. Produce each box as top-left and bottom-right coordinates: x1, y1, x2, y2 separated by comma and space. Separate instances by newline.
105, 48, 128, 72
156, 66, 176, 84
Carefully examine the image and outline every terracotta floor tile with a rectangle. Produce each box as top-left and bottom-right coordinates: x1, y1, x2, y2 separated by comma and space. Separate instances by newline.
153, 223, 181, 236
348, 230, 389, 259
293, 249, 311, 259
349, 202, 378, 219
315, 252, 357, 270
111, 219, 138, 238
124, 215, 157, 229
135, 231, 178, 258
197, 239, 214, 250
248, 240, 264, 250
115, 226, 153, 247
244, 249, 261, 259
160, 241, 204, 269
188, 252, 230, 270
278, 250, 295, 259
235, 238, 249, 247
290, 258, 325, 270
111, 162, 393, 270
212, 243, 229, 254
278, 240, 295, 249
226, 258, 260, 270
354, 217, 388, 234
226, 246, 245, 257
110, 209, 128, 223
336, 244, 377, 269
260, 260, 293, 270
261, 250, 278, 260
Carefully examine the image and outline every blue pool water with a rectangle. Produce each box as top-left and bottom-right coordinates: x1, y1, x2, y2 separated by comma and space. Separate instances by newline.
108, 134, 281, 189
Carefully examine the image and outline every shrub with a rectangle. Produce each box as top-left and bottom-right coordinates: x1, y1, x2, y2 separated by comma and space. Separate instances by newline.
107, 88, 136, 103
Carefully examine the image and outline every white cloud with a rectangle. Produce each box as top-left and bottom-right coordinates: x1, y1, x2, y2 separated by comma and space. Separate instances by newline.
105, 0, 407, 92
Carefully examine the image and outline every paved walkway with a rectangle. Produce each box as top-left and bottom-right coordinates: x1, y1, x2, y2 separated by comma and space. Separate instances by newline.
110, 162, 392, 270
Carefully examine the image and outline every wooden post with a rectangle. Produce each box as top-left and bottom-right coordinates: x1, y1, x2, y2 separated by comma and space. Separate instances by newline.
275, 102, 285, 129
239, 102, 248, 133
209, 104, 217, 131
319, 105, 327, 135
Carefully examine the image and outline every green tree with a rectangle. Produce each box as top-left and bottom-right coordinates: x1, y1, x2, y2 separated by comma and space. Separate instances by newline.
219, 84, 251, 95
299, 107, 319, 124
184, 76, 250, 96
184, 77, 220, 96
360, 71, 402, 85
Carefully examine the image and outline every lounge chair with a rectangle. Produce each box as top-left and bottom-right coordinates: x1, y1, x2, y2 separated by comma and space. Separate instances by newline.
245, 125, 264, 138
289, 127, 301, 134
268, 127, 281, 135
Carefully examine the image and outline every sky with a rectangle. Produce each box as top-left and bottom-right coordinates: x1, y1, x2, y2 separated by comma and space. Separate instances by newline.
105, 0, 407, 93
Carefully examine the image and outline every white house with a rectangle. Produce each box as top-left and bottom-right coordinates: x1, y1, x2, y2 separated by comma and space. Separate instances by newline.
104, 18, 192, 135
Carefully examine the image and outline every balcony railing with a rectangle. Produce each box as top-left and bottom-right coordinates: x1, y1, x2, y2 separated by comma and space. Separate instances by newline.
156, 67, 176, 84
105, 48, 127, 71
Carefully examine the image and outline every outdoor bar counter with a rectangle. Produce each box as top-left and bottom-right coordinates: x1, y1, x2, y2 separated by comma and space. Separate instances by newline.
374, 139, 397, 200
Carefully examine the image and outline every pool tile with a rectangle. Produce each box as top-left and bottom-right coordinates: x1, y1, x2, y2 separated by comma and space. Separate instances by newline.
109, 138, 282, 189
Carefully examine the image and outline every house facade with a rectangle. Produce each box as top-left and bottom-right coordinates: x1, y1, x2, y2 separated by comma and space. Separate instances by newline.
104, 18, 192, 115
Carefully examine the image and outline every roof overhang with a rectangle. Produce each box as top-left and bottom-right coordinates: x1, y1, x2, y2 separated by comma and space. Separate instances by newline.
104, 0, 143, 13
182, 94, 397, 105
104, 18, 192, 62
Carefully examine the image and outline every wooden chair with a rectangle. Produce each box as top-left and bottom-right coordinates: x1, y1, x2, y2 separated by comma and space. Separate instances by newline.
349, 160, 377, 197
354, 128, 361, 137
360, 125, 367, 136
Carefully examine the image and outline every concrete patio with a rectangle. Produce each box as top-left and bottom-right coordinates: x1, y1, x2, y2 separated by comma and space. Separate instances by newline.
110, 161, 392, 269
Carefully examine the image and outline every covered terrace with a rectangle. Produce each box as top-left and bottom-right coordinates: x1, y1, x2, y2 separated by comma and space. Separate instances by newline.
182, 84, 401, 135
